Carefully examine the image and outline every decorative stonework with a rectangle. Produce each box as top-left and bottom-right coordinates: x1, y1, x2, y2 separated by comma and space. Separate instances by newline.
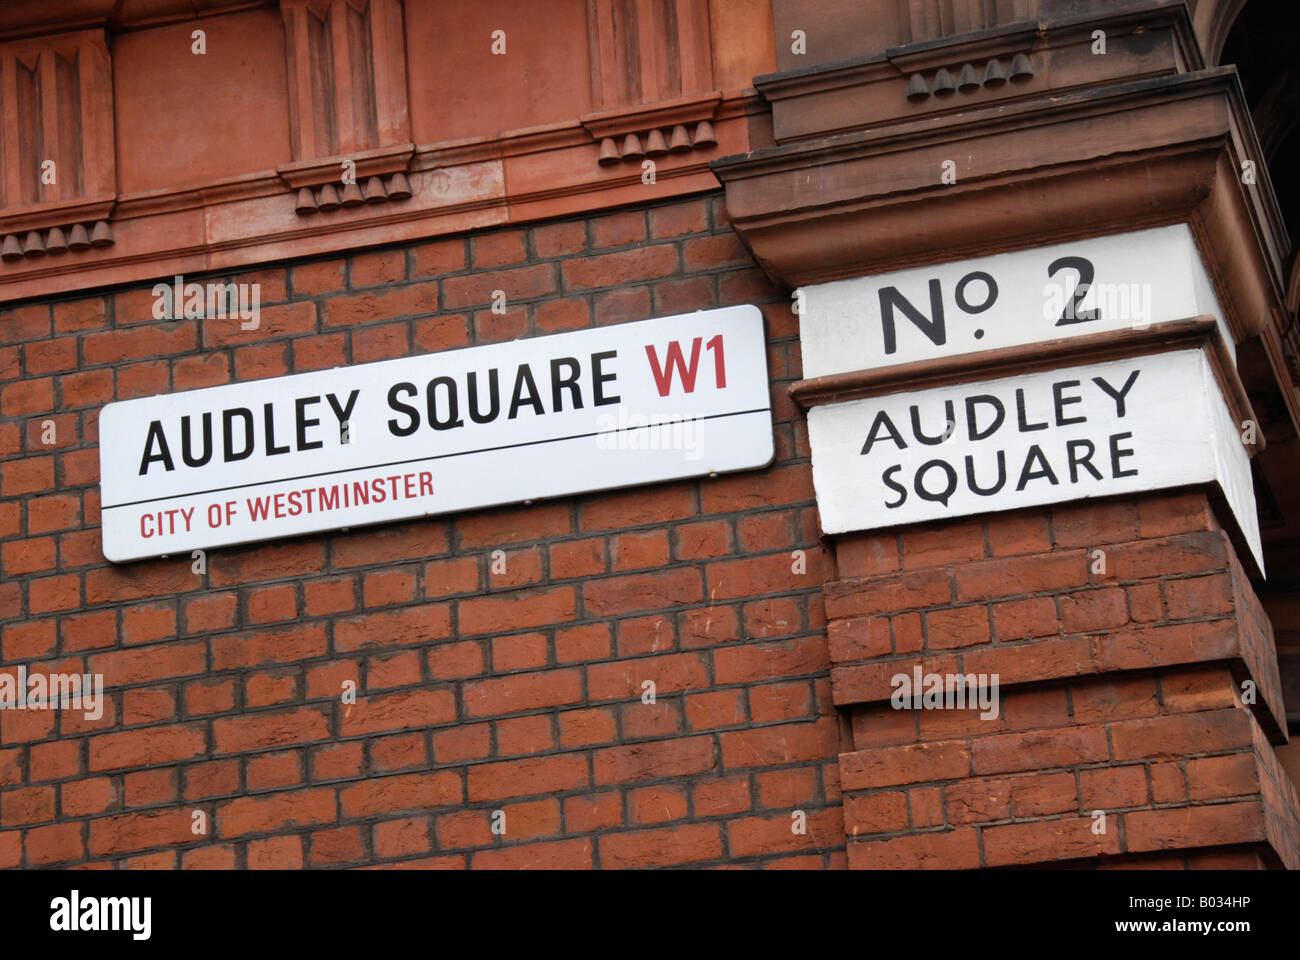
586, 0, 714, 110
0, 220, 112, 262
291, 172, 411, 214
276, 141, 415, 216
593, 121, 717, 167
582, 92, 721, 168
279, 0, 410, 161
0, 0, 759, 301
905, 55, 1034, 101
0, 29, 116, 267
276, 0, 414, 216
0, 29, 115, 208
902, 0, 1035, 43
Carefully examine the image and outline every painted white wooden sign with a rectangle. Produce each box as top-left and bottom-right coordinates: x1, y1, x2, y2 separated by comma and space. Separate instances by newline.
798, 224, 1231, 379
99, 306, 773, 562
807, 348, 1262, 571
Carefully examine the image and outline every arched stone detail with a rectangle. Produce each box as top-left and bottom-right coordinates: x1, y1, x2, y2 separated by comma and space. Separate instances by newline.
1193, 0, 1249, 65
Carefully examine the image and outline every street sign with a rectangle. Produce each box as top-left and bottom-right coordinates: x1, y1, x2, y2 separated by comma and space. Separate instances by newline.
798, 224, 1231, 379
99, 305, 773, 562
807, 348, 1262, 571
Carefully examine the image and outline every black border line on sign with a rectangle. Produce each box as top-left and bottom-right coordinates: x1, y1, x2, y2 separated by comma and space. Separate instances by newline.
102, 406, 774, 511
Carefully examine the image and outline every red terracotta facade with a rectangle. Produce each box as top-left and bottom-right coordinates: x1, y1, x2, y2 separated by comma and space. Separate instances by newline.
2, 0, 1299, 869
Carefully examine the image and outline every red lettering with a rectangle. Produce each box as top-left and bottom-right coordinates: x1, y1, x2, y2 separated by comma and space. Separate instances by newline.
645, 337, 703, 396
705, 334, 726, 388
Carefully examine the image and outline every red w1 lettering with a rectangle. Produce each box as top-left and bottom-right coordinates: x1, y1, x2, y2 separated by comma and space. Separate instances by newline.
645, 334, 726, 396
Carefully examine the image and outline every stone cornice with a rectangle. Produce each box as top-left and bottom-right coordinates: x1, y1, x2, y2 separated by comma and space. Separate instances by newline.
0, 91, 754, 304
755, 2, 1203, 99
751, 3, 1206, 146
0, 0, 773, 304
0, 0, 272, 42
713, 70, 1287, 362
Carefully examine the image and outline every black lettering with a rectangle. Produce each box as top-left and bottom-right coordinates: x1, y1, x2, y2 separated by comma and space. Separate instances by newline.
1049, 255, 1099, 325
139, 420, 175, 475
592, 351, 620, 406
861, 411, 907, 455
965, 451, 1007, 496
954, 271, 998, 314
264, 403, 290, 455
551, 357, 584, 412
909, 400, 955, 445
914, 459, 958, 507
467, 369, 500, 424
223, 408, 254, 462
326, 389, 360, 430
880, 280, 946, 355
427, 376, 465, 430
1067, 438, 1103, 482
1109, 431, 1138, 477
296, 396, 323, 450
1016, 445, 1059, 490
965, 395, 1004, 441
180, 413, 212, 468
1053, 380, 1086, 426
1093, 370, 1140, 418
386, 382, 420, 436
1015, 388, 1049, 432
882, 464, 907, 508
509, 365, 544, 419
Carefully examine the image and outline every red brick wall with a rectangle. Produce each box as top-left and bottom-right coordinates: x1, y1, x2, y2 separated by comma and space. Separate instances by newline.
0, 193, 850, 869
829, 493, 1300, 869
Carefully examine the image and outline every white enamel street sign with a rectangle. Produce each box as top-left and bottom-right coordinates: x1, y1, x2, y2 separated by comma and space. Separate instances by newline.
806, 348, 1263, 571
99, 306, 773, 562
798, 224, 1231, 379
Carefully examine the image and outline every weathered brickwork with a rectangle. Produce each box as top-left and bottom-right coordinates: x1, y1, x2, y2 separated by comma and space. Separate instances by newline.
830, 492, 1300, 868
3, 189, 1297, 870
0, 193, 850, 869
